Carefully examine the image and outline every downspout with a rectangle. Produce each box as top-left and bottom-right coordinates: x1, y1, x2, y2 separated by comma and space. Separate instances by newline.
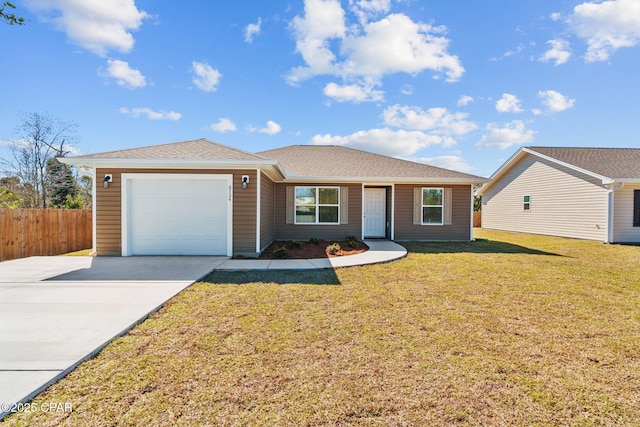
605, 181, 624, 243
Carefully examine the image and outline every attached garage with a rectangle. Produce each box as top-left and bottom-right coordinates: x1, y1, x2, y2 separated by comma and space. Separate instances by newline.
121, 174, 233, 256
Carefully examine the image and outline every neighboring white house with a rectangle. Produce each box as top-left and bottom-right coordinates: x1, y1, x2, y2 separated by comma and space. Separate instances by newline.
478, 147, 640, 243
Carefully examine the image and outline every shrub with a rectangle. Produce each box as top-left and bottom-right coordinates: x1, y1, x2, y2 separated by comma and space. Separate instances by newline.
325, 242, 341, 255
273, 246, 289, 259
309, 237, 320, 245
346, 235, 359, 248
291, 239, 303, 248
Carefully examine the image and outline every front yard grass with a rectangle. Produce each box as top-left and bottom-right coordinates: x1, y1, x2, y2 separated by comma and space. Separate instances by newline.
5, 229, 640, 426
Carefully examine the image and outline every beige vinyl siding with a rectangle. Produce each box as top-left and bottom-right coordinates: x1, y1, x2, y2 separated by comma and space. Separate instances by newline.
612, 184, 640, 243
95, 168, 257, 256
482, 155, 608, 241
260, 172, 275, 251
274, 183, 361, 240
395, 185, 471, 241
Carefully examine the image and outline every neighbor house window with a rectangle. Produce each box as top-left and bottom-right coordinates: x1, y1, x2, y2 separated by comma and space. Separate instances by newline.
295, 186, 339, 224
422, 188, 443, 225
634, 190, 640, 227
523, 195, 531, 211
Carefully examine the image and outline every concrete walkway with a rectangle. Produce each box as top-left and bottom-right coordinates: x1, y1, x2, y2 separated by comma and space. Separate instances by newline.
214, 240, 407, 270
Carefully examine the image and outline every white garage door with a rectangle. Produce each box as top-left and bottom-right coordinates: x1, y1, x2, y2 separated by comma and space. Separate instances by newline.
123, 174, 232, 256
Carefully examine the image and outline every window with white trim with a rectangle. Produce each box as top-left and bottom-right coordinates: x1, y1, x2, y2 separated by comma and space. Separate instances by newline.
295, 186, 340, 224
523, 195, 531, 211
422, 188, 443, 225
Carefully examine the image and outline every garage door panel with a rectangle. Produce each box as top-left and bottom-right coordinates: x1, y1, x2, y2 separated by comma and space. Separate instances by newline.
126, 175, 231, 256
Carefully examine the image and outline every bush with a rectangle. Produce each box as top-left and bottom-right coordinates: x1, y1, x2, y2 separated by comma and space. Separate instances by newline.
273, 246, 289, 259
309, 237, 320, 245
325, 242, 341, 255
346, 235, 359, 248
291, 239, 303, 248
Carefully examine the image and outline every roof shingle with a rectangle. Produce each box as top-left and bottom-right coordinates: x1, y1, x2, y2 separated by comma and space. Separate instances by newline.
528, 147, 640, 179
258, 145, 485, 180
72, 138, 267, 161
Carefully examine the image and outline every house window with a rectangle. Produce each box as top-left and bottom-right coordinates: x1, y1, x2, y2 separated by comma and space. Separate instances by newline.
422, 188, 443, 225
634, 190, 640, 227
523, 195, 531, 211
295, 186, 340, 224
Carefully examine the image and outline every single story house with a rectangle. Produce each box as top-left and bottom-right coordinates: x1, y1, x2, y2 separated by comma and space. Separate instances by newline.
60, 138, 488, 257
478, 146, 640, 243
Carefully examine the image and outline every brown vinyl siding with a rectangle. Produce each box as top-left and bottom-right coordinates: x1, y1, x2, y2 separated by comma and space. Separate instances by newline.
394, 185, 471, 241
95, 168, 257, 256
95, 168, 122, 255
231, 170, 258, 255
274, 183, 362, 240
259, 172, 275, 252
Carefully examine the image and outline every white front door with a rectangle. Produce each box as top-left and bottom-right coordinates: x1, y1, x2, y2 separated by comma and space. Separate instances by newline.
364, 188, 386, 238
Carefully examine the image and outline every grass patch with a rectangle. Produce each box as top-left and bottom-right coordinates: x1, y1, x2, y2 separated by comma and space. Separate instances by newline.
60, 249, 93, 256
5, 229, 640, 426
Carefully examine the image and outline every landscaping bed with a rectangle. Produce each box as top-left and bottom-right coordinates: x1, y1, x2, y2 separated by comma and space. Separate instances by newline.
258, 238, 368, 259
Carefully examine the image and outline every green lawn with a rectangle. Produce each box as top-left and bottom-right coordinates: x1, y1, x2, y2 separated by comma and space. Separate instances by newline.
5, 229, 640, 426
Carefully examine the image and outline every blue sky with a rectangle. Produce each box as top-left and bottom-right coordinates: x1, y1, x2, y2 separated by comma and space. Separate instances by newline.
1, 0, 639, 178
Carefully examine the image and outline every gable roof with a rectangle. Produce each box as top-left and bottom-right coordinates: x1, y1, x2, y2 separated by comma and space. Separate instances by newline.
60, 139, 487, 184
258, 145, 487, 183
59, 138, 285, 179
526, 147, 640, 180
67, 138, 269, 161
478, 146, 640, 195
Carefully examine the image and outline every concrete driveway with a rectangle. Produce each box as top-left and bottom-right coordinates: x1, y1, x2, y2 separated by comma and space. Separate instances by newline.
0, 256, 224, 418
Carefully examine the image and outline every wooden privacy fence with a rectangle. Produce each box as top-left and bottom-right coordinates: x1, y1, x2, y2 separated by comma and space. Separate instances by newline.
1, 209, 92, 262
473, 211, 482, 228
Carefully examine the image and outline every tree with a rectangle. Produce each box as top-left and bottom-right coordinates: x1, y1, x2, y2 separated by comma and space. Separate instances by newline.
0, 176, 22, 208
46, 158, 77, 208
0, 2, 24, 25
0, 112, 78, 208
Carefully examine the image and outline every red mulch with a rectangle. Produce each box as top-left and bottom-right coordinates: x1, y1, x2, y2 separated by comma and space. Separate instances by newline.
258, 239, 368, 259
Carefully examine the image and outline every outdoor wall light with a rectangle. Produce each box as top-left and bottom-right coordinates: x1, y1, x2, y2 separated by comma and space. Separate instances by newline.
103, 174, 113, 189
241, 175, 249, 189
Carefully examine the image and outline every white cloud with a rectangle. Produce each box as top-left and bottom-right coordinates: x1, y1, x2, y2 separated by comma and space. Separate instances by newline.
457, 95, 474, 106
192, 61, 222, 92
567, 0, 640, 62
414, 155, 474, 172
119, 107, 181, 121
288, 1, 464, 97
289, 0, 346, 82
245, 18, 262, 43
102, 59, 146, 88
310, 128, 447, 157
476, 120, 535, 149
382, 105, 477, 136
539, 39, 572, 65
537, 90, 576, 113
209, 118, 237, 133
323, 82, 384, 103
24, 0, 148, 56
258, 120, 282, 135
341, 14, 464, 82
350, 0, 392, 24
496, 93, 523, 113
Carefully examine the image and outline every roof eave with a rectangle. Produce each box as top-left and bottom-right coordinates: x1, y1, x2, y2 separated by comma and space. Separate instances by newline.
57, 157, 286, 180
477, 147, 614, 195
278, 176, 489, 184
